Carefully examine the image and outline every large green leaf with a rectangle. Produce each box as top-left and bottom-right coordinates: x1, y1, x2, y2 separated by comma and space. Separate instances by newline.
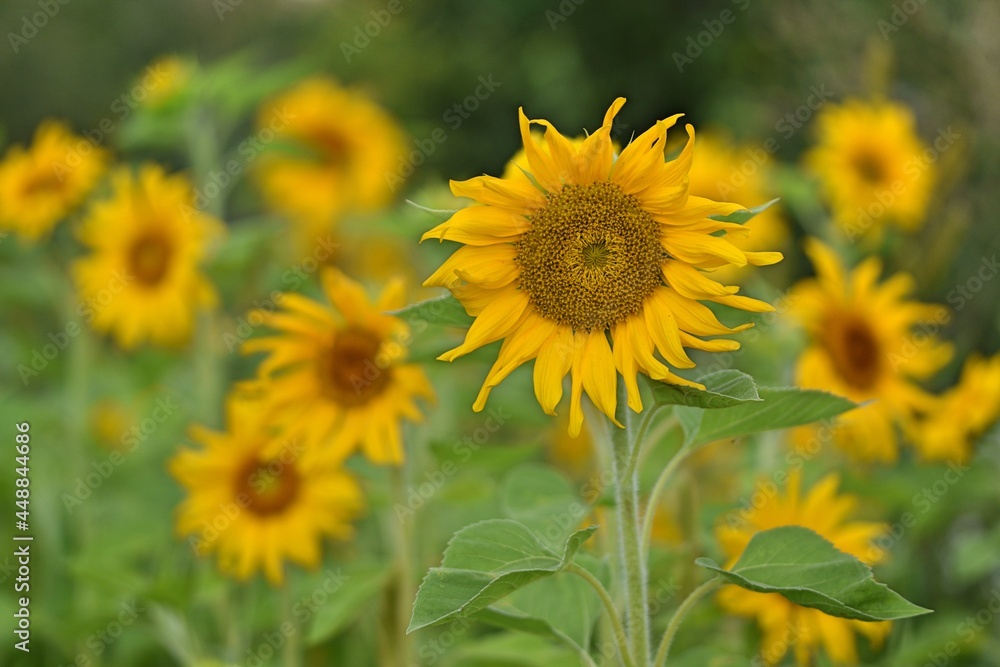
479, 553, 608, 651
681, 386, 856, 447
709, 198, 780, 224
652, 369, 761, 409
306, 563, 391, 645
697, 526, 931, 621
390, 293, 472, 328
408, 520, 596, 633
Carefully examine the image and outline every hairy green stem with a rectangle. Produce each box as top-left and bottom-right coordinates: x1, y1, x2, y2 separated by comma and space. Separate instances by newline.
391, 463, 417, 666
280, 583, 301, 667
652, 578, 720, 667
640, 448, 690, 554
566, 563, 636, 667
612, 385, 651, 665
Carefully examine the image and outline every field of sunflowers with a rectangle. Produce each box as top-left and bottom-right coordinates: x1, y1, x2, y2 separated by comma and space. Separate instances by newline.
1, 1, 999, 666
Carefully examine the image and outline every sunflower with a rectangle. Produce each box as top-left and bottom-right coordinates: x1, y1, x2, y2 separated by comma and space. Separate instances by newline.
715, 472, 890, 666
255, 77, 406, 233
73, 164, 223, 349
806, 99, 935, 240
908, 353, 1000, 463
788, 239, 952, 462
141, 55, 192, 108
422, 98, 781, 436
241, 268, 434, 466
170, 391, 362, 585
684, 132, 788, 282
0, 121, 108, 242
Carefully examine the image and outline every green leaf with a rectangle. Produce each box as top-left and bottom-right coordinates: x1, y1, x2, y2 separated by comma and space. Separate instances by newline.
709, 198, 780, 224
500, 464, 584, 548
682, 386, 856, 447
408, 520, 596, 633
652, 369, 761, 409
306, 564, 391, 644
479, 553, 608, 651
390, 293, 473, 328
696, 526, 931, 621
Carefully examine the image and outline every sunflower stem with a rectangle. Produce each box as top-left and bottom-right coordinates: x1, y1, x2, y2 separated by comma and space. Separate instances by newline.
280, 582, 301, 667
391, 462, 417, 666
652, 577, 719, 667
566, 563, 636, 667
611, 385, 651, 665
641, 446, 689, 555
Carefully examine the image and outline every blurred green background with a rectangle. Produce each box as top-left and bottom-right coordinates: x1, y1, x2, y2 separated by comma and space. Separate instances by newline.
2, 1, 1000, 666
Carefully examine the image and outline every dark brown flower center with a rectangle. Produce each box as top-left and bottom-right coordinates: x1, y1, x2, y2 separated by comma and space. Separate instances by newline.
128, 233, 173, 286
319, 327, 392, 406
21, 168, 63, 196
516, 182, 664, 332
852, 151, 886, 184
234, 455, 301, 516
824, 316, 882, 390
309, 128, 351, 168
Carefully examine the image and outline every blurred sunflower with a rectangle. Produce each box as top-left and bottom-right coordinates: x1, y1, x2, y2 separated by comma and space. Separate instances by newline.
788, 239, 951, 462
255, 77, 406, 234
715, 472, 890, 666
0, 121, 108, 242
684, 132, 788, 282
141, 55, 193, 108
422, 98, 782, 436
806, 99, 934, 240
242, 269, 434, 465
908, 353, 1000, 463
170, 391, 362, 585
73, 164, 223, 349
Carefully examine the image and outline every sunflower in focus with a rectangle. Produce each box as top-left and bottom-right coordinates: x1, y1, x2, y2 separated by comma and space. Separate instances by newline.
170, 391, 363, 585
788, 239, 952, 462
422, 98, 782, 436
242, 269, 434, 465
806, 99, 934, 240
908, 353, 1000, 463
255, 77, 406, 235
0, 121, 108, 242
684, 132, 788, 282
715, 472, 890, 666
73, 164, 223, 349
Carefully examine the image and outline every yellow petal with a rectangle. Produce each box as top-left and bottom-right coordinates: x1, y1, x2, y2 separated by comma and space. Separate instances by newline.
533, 326, 576, 414
581, 331, 621, 426
438, 288, 530, 361
421, 205, 530, 245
